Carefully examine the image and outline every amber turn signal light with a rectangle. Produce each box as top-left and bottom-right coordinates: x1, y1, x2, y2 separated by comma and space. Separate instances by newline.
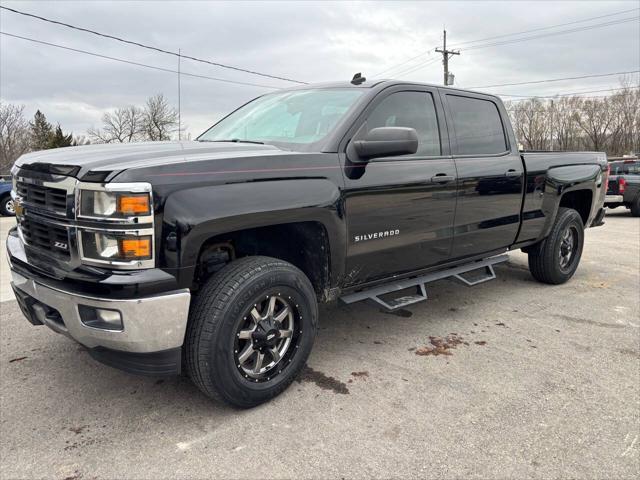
118, 236, 152, 260
117, 194, 150, 215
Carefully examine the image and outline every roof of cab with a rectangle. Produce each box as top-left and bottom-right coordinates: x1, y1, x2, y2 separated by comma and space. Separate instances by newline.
284, 79, 497, 100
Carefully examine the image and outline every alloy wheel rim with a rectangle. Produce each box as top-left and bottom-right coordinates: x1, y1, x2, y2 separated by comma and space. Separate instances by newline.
234, 294, 298, 381
559, 226, 577, 270
6, 199, 15, 214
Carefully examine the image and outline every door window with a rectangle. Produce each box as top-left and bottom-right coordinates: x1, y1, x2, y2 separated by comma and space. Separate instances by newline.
448, 95, 507, 155
365, 91, 441, 156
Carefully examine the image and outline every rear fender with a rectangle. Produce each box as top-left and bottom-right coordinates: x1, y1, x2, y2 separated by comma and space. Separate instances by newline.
538, 164, 601, 238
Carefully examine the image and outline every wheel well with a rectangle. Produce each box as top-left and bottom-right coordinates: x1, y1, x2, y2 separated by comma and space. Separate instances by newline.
194, 222, 331, 299
559, 189, 592, 225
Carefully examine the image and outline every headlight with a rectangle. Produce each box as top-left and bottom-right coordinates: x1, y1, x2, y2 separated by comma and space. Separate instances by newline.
80, 190, 151, 218
81, 231, 152, 262
76, 182, 154, 269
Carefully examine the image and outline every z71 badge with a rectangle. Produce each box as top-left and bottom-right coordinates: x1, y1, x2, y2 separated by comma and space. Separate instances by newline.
54, 241, 69, 251
354, 229, 399, 243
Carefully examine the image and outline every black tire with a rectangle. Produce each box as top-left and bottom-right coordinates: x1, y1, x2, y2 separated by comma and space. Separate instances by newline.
0, 195, 14, 216
527, 207, 584, 285
631, 196, 640, 217
185, 256, 318, 408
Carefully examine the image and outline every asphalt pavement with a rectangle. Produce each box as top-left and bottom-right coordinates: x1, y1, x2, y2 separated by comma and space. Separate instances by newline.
0, 209, 638, 479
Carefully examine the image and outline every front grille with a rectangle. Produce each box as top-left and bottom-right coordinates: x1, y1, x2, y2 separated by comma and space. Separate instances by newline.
20, 217, 70, 259
16, 182, 67, 213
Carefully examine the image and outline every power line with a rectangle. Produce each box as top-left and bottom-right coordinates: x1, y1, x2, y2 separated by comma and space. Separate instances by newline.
462, 16, 639, 51
450, 7, 639, 48
0, 5, 307, 85
469, 70, 640, 89
373, 51, 431, 77
372, 7, 639, 78
505, 92, 634, 104
500, 86, 639, 100
395, 25, 640, 81
0, 31, 282, 90
392, 56, 440, 77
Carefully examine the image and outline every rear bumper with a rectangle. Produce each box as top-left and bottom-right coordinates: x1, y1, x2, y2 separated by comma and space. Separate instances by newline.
605, 195, 624, 204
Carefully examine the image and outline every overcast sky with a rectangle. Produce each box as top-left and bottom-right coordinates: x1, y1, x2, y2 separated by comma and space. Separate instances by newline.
1, 0, 638, 138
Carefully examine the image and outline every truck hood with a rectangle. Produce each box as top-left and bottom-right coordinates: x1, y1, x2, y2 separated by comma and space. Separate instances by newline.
15, 141, 287, 179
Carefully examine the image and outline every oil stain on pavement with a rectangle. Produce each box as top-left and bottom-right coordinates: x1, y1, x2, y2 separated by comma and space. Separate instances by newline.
297, 365, 350, 394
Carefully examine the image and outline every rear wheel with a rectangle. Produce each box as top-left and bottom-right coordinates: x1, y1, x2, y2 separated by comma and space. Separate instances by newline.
527, 207, 584, 285
185, 256, 318, 408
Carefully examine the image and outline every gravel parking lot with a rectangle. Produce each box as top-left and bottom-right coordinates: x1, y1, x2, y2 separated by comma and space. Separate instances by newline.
1, 210, 638, 479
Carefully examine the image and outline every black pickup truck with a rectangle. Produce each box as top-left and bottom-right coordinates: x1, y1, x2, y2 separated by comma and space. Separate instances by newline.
604, 159, 640, 216
8, 79, 607, 407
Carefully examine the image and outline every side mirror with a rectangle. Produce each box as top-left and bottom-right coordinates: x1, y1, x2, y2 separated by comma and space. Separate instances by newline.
353, 127, 418, 160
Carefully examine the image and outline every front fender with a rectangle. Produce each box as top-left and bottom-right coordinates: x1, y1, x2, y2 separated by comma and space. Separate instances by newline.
161, 179, 345, 288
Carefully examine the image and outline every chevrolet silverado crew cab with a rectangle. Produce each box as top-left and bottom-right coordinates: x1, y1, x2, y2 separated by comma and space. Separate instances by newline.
8, 78, 607, 407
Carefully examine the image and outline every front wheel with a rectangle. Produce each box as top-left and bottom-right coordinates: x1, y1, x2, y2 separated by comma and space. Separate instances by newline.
527, 207, 585, 285
185, 256, 318, 408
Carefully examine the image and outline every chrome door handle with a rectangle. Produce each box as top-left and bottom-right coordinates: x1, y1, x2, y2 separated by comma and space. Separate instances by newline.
505, 169, 521, 177
431, 174, 455, 183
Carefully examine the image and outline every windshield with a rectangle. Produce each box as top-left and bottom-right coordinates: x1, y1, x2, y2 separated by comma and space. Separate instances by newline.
198, 88, 364, 149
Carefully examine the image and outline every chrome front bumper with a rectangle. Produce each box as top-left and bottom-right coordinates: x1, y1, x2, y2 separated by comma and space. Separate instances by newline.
10, 270, 191, 353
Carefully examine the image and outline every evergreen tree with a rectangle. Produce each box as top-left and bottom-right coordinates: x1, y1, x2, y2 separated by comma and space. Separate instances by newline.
29, 110, 53, 150
48, 124, 74, 148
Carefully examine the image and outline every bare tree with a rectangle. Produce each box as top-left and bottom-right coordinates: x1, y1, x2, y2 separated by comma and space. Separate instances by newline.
89, 96, 178, 143
508, 78, 639, 156
88, 105, 143, 143
0, 102, 30, 173
576, 97, 615, 152
607, 79, 640, 156
72, 135, 91, 146
507, 99, 549, 150
141, 94, 178, 141
552, 97, 582, 151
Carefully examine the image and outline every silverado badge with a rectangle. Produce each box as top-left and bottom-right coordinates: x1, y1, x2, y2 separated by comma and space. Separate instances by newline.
354, 229, 400, 243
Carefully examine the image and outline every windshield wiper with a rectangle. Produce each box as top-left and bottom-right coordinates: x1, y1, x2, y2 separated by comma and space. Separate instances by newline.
199, 138, 264, 145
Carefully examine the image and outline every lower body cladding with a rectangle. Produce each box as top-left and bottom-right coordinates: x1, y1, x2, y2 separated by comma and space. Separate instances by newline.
592, 207, 606, 226
10, 270, 191, 376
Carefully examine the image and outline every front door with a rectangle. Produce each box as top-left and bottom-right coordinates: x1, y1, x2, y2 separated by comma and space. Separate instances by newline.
341, 87, 458, 287
441, 92, 524, 259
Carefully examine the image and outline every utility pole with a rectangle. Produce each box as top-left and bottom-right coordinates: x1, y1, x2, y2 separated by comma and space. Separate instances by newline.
435, 29, 460, 86
178, 48, 181, 141
549, 99, 554, 151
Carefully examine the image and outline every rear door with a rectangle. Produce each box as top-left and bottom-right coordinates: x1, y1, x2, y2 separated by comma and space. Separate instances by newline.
341, 86, 458, 286
441, 92, 524, 258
